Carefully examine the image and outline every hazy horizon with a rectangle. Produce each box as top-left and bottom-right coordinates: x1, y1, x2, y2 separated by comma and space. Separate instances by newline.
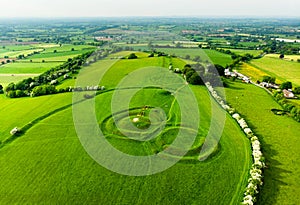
1, 0, 300, 18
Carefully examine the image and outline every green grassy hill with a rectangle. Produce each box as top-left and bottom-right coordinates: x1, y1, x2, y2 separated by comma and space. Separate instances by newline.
0, 53, 250, 204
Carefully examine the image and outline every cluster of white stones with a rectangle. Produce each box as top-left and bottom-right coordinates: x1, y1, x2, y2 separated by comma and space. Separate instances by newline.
206, 82, 235, 114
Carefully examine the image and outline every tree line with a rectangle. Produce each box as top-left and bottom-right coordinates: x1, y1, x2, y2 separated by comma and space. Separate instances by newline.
4, 51, 93, 98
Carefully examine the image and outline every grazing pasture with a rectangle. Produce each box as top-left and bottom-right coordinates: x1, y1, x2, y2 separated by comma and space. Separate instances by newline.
227, 49, 263, 56
0, 44, 96, 87
155, 48, 233, 66
0, 74, 39, 87
223, 81, 300, 205
0, 62, 63, 74
0, 53, 250, 204
249, 56, 300, 86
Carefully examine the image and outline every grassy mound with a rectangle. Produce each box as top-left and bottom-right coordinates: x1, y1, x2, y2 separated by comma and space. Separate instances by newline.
0, 52, 251, 204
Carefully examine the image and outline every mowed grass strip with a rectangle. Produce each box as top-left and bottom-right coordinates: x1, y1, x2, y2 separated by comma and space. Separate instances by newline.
223, 81, 300, 205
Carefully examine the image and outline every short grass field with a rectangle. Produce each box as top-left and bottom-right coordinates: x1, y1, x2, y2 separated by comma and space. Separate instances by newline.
0, 74, 39, 87
0, 52, 251, 204
266, 54, 300, 62
0, 62, 63, 74
0, 93, 73, 142
0, 49, 44, 59
227, 49, 263, 56
246, 56, 300, 86
155, 48, 233, 67
25, 49, 95, 62
222, 81, 300, 205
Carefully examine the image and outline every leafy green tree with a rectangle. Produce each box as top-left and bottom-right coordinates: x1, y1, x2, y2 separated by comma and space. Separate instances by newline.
241, 53, 253, 62
128, 53, 138, 59
189, 73, 203, 85
193, 56, 201, 62
280, 81, 293, 90
15, 90, 26, 97
5, 83, 16, 93
31, 85, 57, 97
186, 70, 195, 80
214, 64, 225, 76
182, 64, 193, 75
148, 53, 154, 57
293, 87, 300, 94
262, 76, 276, 84
7, 90, 16, 98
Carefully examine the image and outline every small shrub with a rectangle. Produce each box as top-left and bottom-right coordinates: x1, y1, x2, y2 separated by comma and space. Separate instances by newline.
128, 53, 138, 59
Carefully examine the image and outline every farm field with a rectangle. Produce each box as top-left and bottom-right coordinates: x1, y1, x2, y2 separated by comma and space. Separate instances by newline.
0, 93, 73, 142
0, 62, 63, 74
155, 48, 233, 66
222, 81, 300, 205
0, 74, 39, 87
227, 49, 263, 56
265, 54, 300, 62
247, 56, 300, 86
0, 53, 251, 204
237, 63, 271, 83
0, 44, 96, 87
0, 49, 44, 59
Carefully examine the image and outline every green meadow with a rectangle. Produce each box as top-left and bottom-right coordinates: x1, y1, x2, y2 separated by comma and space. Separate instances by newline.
0, 53, 250, 204
155, 48, 233, 66
249, 56, 300, 86
0, 44, 96, 87
222, 81, 300, 205
227, 49, 263, 56
0, 62, 63, 74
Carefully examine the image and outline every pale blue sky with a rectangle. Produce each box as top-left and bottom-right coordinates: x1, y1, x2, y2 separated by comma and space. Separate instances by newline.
1, 0, 299, 17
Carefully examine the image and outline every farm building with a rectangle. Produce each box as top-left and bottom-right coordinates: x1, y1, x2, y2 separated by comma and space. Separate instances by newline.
260, 82, 279, 89
224, 69, 237, 77
283, 89, 295, 98
225, 69, 250, 83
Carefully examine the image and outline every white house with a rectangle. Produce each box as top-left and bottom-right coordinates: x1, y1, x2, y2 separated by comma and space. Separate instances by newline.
283, 89, 295, 98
